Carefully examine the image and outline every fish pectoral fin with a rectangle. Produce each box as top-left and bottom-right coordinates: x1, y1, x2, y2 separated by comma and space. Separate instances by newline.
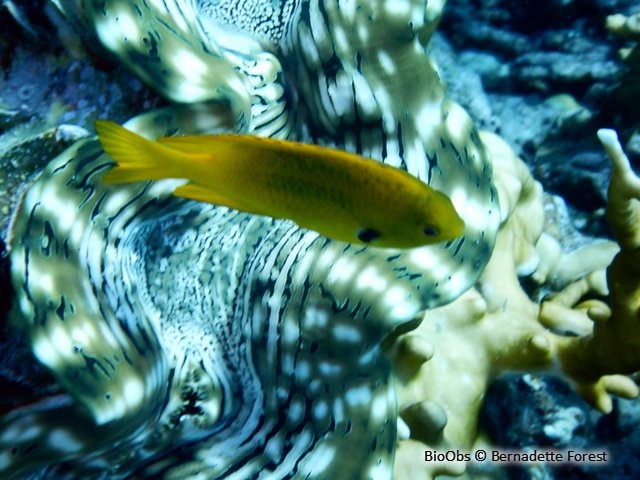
293, 201, 362, 244
173, 183, 270, 216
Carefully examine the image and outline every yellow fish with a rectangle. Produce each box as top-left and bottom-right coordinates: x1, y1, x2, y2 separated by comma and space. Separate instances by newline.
95, 120, 464, 248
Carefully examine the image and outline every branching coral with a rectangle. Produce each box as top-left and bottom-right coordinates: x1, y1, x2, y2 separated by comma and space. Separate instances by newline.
389, 132, 556, 478
389, 131, 640, 478
551, 130, 640, 406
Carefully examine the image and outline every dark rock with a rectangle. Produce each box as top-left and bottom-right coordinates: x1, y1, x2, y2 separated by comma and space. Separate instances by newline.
534, 148, 609, 212
481, 373, 640, 479
440, 0, 626, 103
512, 50, 621, 93
481, 374, 594, 449
440, 3, 531, 58
436, 0, 636, 242
429, 34, 501, 131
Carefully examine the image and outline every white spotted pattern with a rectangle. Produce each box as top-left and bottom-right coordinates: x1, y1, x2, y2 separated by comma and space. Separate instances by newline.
2, 0, 499, 478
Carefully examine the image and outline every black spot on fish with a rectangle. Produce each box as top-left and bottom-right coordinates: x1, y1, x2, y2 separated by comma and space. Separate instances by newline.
357, 228, 381, 243
423, 226, 439, 237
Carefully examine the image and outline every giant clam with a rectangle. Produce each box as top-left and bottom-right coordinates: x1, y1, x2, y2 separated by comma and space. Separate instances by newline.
1, 0, 498, 477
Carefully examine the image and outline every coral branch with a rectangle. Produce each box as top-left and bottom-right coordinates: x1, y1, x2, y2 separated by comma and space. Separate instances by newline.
598, 129, 640, 249
391, 129, 640, 478
554, 130, 640, 405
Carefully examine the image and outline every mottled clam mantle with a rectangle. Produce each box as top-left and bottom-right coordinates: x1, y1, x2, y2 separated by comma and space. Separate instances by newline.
2, 0, 498, 478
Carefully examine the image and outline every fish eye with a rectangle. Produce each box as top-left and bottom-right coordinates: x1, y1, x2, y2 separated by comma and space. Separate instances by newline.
423, 226, 439, 237
357, 228, 381, 243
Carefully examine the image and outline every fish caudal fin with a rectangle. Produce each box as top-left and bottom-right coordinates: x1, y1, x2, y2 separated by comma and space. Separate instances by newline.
96, 120, 191, 184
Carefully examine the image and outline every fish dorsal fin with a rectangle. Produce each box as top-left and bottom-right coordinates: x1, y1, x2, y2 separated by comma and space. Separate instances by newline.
158, 135, 237, 154
173, 183, 271, 217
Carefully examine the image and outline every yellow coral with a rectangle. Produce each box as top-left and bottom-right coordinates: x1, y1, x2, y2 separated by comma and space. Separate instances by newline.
389, 129, 640, 478
389, 132, 553, 478
552, 130, 640, 409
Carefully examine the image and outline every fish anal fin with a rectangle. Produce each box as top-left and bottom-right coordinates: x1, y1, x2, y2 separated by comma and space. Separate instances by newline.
173, 183, 269, 216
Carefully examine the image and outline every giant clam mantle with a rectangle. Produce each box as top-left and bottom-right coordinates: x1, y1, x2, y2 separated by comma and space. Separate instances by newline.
1, 0, 499, 478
